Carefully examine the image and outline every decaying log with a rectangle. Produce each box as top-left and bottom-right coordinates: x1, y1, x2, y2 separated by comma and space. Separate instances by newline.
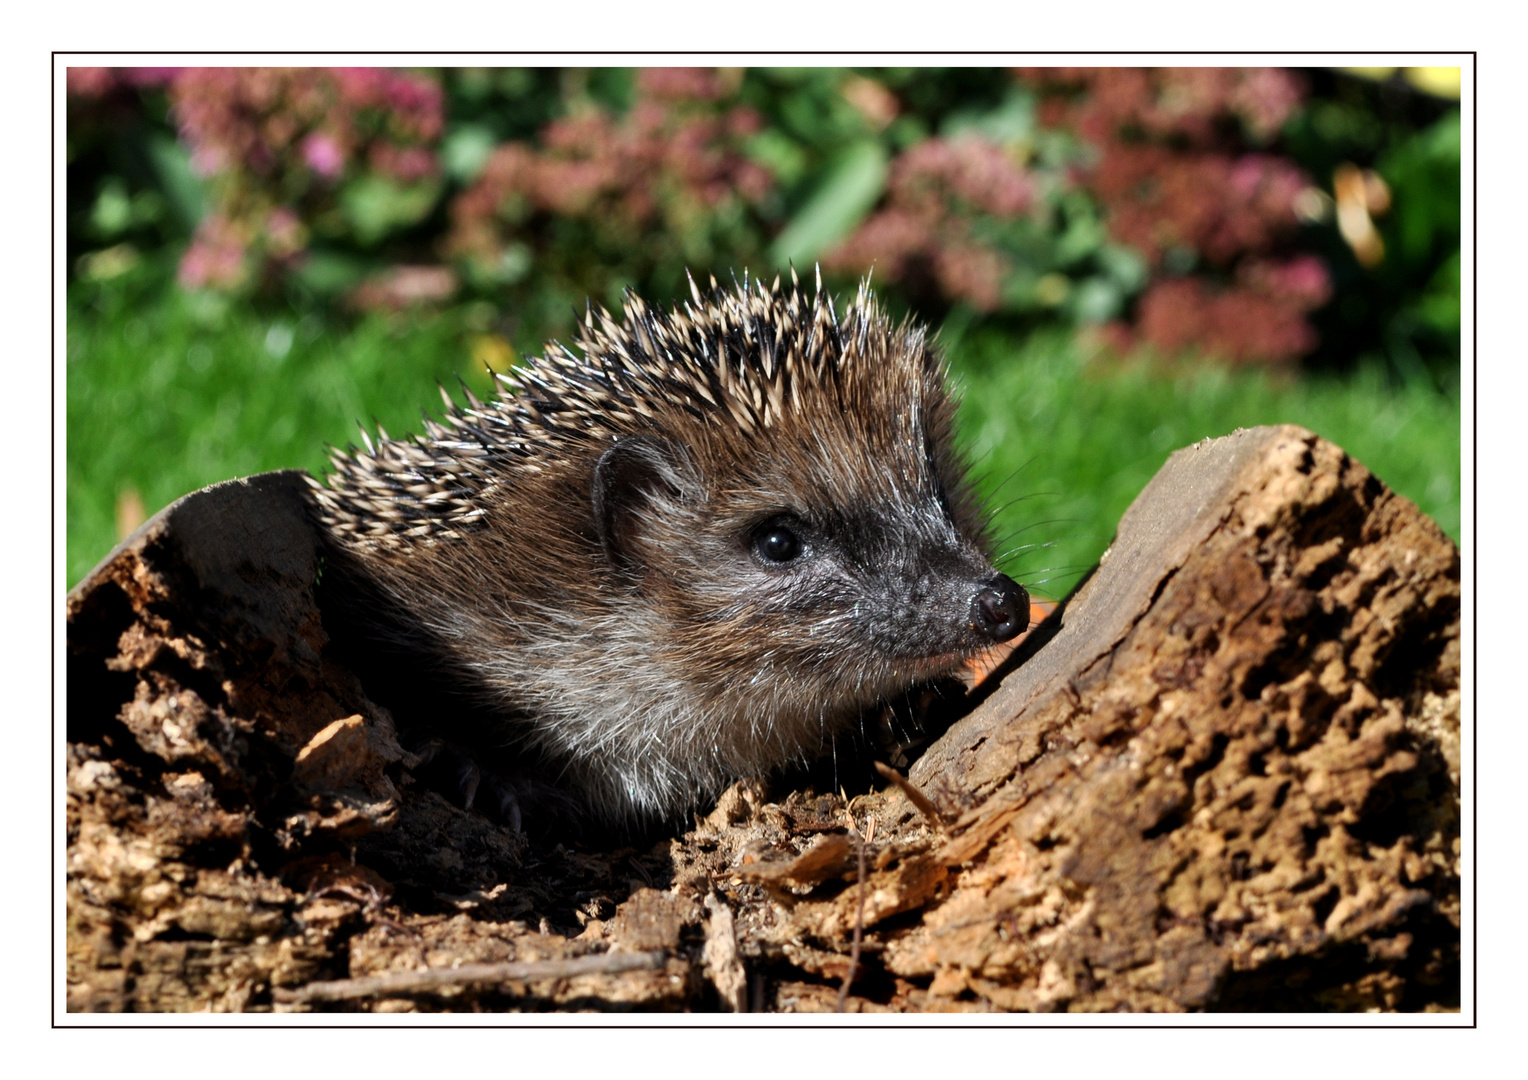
63, 425, 1459, 1013
892, 424, 1460, 1011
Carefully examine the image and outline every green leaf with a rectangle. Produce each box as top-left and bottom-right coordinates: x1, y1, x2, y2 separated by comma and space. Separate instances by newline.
1098, 243, 1149, 293
745, 129, 809, 188
91, 179, 134, 238
1417, 250, 1461, 337
1068, 277, 1124, 324
1055, 204, 1108, 265
294, 250, 367, 295
339, 175, 444, 247
145, 133, 206, 232
942, 88, 1037, 144
441, 125, 497, 185
769, 141, 888, 269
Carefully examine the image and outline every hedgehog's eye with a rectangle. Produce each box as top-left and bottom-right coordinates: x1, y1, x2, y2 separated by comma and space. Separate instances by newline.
752, 518, 805, 565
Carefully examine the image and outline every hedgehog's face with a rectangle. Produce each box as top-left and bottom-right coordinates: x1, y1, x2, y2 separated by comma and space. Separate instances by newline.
591, 417, 1029, 711
731, 499, 1029, 669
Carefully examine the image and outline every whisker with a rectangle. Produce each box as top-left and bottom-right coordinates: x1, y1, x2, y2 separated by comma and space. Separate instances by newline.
980, 453, 1048, 501
982, 489, 1058, 519
994, 539, 1062, 563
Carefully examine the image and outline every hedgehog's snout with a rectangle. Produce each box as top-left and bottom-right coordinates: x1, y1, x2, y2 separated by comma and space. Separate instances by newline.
855, 547, 1029, 660
971, 573, 1029, 642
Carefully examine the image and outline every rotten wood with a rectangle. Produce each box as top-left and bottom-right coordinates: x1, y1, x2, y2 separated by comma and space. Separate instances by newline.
64, 426, 1459, 1012
273, 949, 667, 1005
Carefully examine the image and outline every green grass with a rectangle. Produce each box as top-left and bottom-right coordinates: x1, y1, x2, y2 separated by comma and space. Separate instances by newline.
66, 283, 1462, 595
67, 282, 486, 586
949, 329, 1462, 601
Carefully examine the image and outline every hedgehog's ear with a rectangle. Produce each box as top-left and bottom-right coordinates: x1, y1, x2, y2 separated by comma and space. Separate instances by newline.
592, 436, 700, 583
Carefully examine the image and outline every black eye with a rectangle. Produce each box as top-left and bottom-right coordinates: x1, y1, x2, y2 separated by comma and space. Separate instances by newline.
753, 522, 804, 564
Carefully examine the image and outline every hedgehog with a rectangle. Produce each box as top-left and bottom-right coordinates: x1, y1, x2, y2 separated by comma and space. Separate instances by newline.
307, 269, 1030, 829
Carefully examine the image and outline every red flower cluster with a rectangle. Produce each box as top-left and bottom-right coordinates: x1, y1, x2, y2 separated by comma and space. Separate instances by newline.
1032, 67, 1305, 146
447, 74, 771, 277
1127, 268, 1330, 367
826, 134, 1038, 311
1027, 67, 1329, 366
1089, 149, 1307, 268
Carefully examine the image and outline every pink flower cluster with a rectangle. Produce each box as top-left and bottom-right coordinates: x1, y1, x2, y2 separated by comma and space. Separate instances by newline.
448, 73, 771, 270
152, 68, 446, 293
177, 213, 250, 291
636, 66, 738, 102
826, 134, 1038, 311
176, 205, 310, 291
170, 67, 442, 182
347, 264, 459, 312
1026, 67, 1328, 366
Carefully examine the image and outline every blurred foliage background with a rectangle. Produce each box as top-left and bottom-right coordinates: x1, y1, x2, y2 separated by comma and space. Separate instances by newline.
66, 65, 1462, 594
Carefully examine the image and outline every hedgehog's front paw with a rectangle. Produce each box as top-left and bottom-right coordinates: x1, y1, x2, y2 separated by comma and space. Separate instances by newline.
408, 737, 578, 836
408, 737, 511, 826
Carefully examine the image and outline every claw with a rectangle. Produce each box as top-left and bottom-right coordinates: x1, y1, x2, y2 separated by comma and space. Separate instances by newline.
455, 756, 482, 811
400, 734, 575, 835
484, 774, 524, 834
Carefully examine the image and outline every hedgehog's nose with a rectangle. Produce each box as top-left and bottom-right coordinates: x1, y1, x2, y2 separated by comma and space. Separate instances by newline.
971, 574, 1030, 642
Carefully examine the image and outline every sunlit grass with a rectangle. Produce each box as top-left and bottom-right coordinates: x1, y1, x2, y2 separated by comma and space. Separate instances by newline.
66, 284, 1461, 596
66, 284, 486, 585
948, 329, 1461, 600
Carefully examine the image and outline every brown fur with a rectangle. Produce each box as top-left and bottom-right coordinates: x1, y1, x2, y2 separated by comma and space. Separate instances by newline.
309, 271, 1024, 824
